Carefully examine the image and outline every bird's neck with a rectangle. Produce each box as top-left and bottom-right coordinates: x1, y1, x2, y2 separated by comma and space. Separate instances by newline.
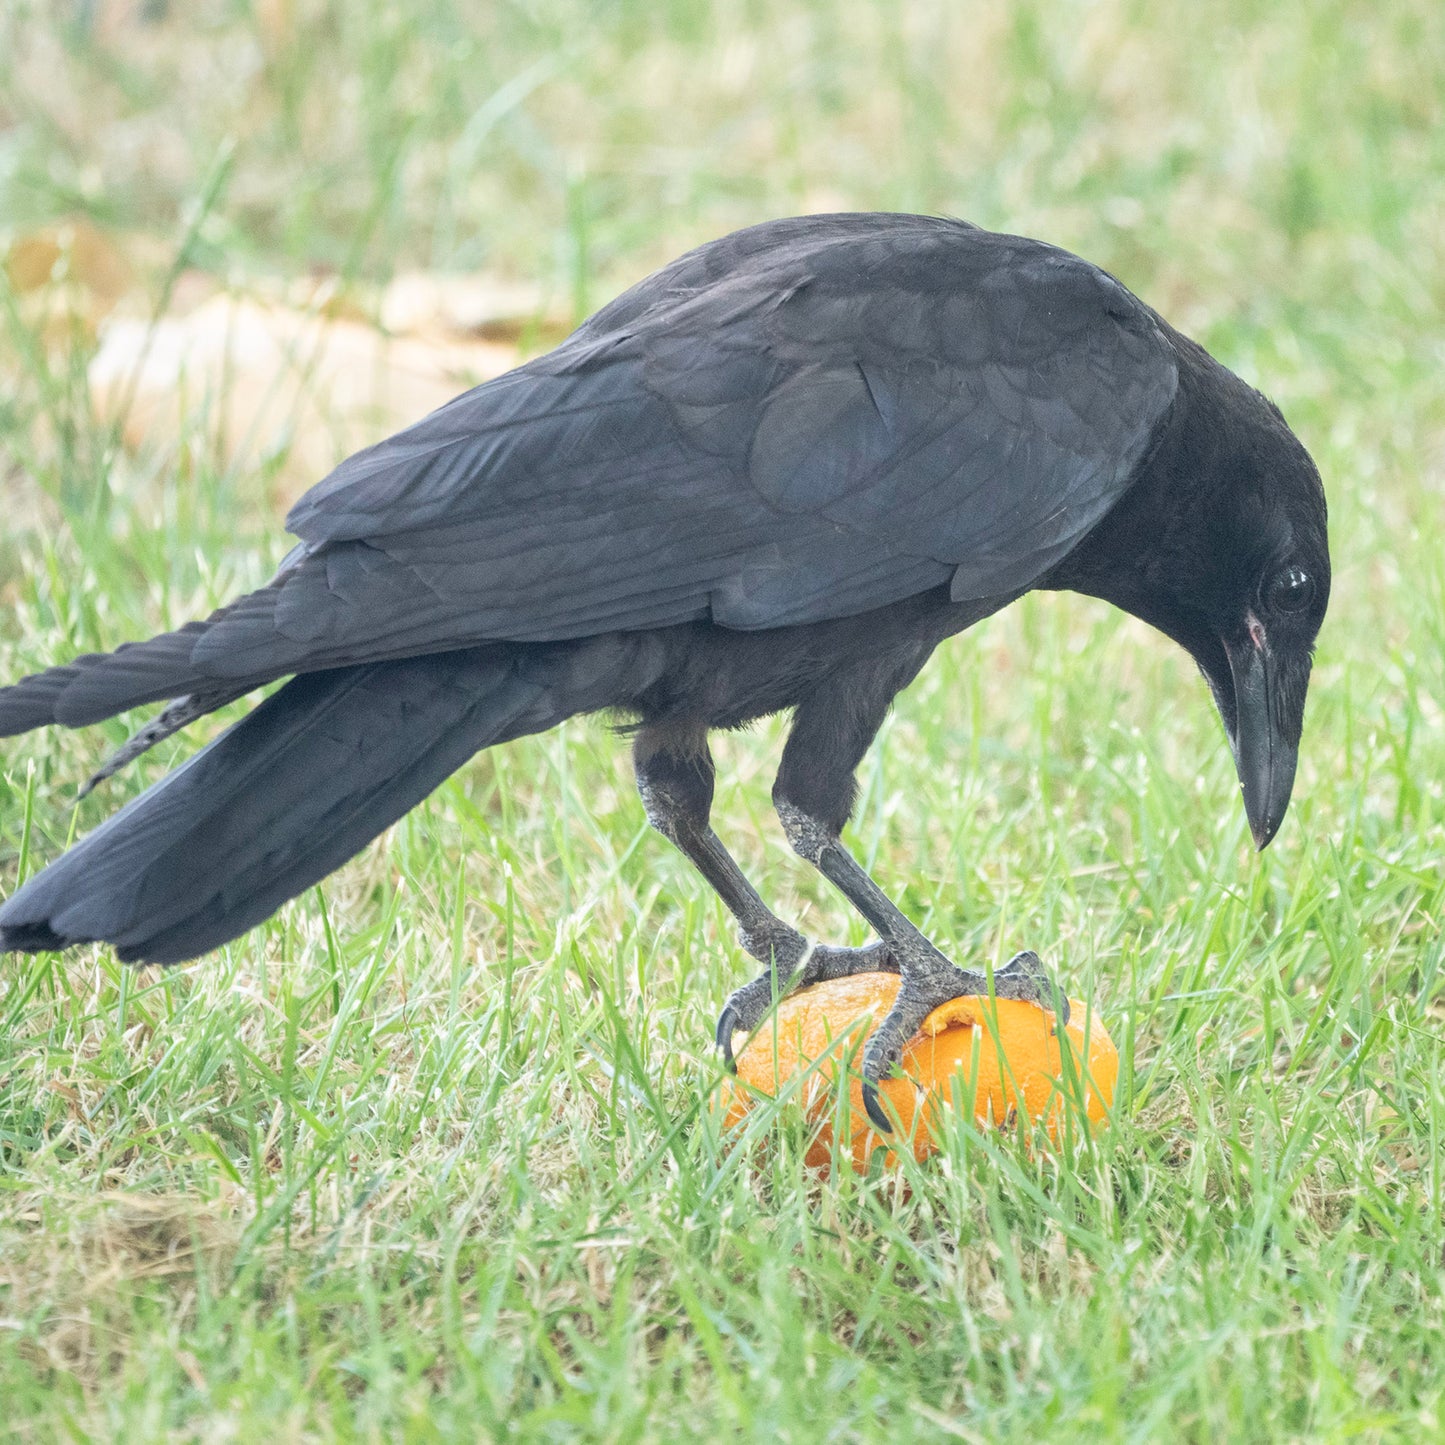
1039, 334, 1244, 617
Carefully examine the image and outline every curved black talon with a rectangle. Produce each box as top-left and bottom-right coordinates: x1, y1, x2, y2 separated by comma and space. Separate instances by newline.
716, 1005, 740, 1070
862, 1080, 893, 1133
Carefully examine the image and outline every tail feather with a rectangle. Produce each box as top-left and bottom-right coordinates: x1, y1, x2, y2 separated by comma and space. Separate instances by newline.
0, 647, 575, 965
0, 617, 266, 737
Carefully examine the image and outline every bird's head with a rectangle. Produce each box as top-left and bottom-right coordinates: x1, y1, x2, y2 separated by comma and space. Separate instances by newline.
1059, 359, 1330, 850
1154, 386, 1329, 849
1184, 471, 1330, 850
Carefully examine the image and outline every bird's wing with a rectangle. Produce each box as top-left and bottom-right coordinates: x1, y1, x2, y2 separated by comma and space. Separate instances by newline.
195, 216, 1178, 677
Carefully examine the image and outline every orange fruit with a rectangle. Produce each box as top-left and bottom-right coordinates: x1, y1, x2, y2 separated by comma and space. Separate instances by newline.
720, 971, 1117, 1172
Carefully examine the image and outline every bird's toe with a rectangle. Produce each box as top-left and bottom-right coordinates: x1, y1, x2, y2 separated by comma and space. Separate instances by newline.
714, 972, 785, 1069
857, 999, 924, 1135
715, 939, 897, 1070
797, 938, 896, 985
993, 948, 1070, 1026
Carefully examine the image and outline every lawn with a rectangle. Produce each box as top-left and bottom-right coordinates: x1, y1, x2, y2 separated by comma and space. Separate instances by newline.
1, 1, 1443, 1439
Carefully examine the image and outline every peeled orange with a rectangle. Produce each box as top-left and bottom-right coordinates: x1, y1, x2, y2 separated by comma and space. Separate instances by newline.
720, 971, 1117, 1172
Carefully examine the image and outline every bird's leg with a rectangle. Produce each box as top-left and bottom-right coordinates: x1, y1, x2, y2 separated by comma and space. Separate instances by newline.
774, 680, 1068, 1131
775, 798, 1067, 1130
633, 726, 893, 1067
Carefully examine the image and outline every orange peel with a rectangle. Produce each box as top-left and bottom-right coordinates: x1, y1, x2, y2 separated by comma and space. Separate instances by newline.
720, 971, 1117, 1171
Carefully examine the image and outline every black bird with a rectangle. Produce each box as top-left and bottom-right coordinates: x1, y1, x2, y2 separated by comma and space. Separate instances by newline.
0, 214, 1328, 1129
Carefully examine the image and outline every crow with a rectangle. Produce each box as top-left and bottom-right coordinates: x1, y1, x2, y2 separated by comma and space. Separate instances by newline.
0, 214, 1329, 1129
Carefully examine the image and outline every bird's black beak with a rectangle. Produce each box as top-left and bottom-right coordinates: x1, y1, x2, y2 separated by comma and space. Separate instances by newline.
1222, 626, 1300, 851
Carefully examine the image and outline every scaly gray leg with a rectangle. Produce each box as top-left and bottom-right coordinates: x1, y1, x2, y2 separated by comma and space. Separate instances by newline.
771, 661, 1069, 1131
633, 726, 892, 1067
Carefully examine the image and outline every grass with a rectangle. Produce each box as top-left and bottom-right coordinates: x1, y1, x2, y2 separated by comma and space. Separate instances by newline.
1, 0, 1444, 1438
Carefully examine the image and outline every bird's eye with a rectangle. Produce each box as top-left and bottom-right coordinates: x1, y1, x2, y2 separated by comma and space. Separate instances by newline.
1267, 566, 1314, 613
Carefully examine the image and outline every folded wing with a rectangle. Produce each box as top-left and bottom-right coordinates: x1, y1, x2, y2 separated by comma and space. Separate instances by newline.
1, 215, 1179, 733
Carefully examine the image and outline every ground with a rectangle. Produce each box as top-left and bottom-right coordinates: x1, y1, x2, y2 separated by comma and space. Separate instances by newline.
1, 1, 1443, 1439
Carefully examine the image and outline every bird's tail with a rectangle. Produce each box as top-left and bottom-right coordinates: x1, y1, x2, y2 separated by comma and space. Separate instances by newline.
0, 588, 285, 738
0, 647, 584, 965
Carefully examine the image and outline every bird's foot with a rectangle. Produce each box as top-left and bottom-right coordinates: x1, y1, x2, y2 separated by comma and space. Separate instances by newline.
715, 935, 896, 1069
860, 947, 1069, 1133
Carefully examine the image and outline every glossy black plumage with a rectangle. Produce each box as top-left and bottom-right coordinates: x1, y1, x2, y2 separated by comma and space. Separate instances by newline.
0, 216, 1175, 726
0, 214, 1329, 1105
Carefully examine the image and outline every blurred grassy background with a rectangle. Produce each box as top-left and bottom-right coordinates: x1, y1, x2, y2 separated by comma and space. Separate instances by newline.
1, 1, 1443, 1439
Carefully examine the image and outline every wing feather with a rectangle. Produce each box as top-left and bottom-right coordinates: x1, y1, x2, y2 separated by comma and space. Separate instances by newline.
202, 215, 1180, 675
